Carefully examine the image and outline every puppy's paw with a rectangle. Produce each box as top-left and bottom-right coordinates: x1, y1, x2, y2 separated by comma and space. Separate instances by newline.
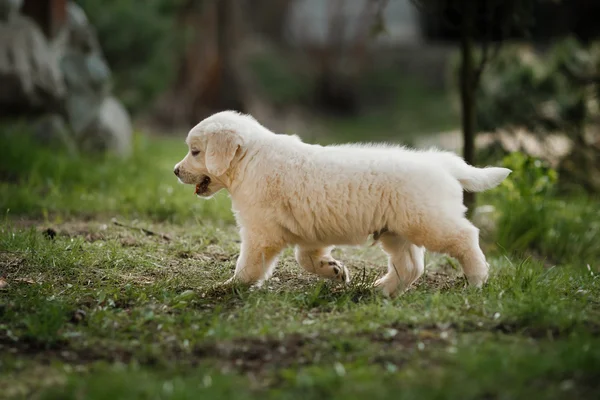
465, 273, 488, 288
205, 277, 244, 297
325, 260, 351, 284
221, 275, 266, 291
373, 276, 400, 297
210, 277, 239, 292
221, 277, 236, 286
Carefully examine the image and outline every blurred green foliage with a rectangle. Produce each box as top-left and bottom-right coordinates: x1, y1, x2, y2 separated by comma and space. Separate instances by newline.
77, 0, 185, 114
248, 52, 315, 107
248, 48, 459, 142
499, 152, 558, 201
475, 37, 600, 193
477, 37, 600, 134
488, 152, 600, 266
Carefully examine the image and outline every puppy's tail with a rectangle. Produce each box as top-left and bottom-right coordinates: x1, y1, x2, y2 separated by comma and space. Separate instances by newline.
436, 152, 512, 192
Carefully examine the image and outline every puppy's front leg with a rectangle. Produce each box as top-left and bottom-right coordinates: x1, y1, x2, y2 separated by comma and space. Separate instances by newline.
229, 235, 284, 286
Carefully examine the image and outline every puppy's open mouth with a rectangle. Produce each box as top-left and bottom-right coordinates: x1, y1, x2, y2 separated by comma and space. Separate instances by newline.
195, 176, 211, 195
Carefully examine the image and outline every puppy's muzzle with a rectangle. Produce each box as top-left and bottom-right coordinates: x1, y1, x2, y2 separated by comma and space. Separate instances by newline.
174, 166, 180, 176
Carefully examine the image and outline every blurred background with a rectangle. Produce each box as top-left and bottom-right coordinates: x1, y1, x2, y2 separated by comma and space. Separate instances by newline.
1, 0, 600, 260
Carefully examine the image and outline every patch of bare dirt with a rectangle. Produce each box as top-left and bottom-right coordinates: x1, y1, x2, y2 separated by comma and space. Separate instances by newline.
388, 321, 600, 340
0, 326, 441, 374
471, 321, 600, 339
5, 218, 174, 245
119, 237, 139, 247
194, 334, 310, 373
419, 269, 465, 291
0, 334, 134, 365
0, 252, 33, 285
0, 251, 25, 273
4, 319, 596, 385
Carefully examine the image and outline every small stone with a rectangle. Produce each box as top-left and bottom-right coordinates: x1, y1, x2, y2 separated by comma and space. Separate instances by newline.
43, 228, 57, 240
384, 328, 398, 339
70, 309, 86, 324
333, 362, 346, 377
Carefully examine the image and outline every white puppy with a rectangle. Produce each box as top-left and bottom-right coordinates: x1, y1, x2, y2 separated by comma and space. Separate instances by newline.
174, 111, 511, 296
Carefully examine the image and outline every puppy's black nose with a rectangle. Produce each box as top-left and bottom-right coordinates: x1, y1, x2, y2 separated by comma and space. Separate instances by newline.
174, 167, 180, 176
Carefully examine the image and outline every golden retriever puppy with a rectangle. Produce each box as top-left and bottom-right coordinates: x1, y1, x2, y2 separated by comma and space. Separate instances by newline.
174, 111, 511, 296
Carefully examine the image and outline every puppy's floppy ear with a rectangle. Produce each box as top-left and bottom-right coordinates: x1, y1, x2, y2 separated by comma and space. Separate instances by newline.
205, 130, 243, 176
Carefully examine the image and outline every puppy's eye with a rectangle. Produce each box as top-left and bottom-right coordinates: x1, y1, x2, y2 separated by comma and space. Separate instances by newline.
191, 150, 200, 156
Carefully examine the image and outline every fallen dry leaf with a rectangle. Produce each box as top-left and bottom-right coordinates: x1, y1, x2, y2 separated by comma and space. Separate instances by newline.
0, 278, 7, 289
13, 277, 35, 284
120, 237, 138, 247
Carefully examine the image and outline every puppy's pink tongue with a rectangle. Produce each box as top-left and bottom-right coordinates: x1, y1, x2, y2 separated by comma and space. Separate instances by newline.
195, 184, 201, 195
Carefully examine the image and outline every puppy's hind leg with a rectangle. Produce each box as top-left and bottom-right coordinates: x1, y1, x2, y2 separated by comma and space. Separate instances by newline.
374, 233, 425, 297
406, 217, 488, 287
295, 245, 350, 283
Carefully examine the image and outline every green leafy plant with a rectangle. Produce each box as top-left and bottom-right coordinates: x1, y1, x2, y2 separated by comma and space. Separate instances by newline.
492, 151, 600, 266
499, 152, 558, 201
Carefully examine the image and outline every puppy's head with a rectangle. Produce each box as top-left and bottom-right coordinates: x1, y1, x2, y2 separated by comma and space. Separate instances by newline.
174, 113, 245, 198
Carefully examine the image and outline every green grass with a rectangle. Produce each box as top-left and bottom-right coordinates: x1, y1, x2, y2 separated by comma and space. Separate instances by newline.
1, 129, 599, 399
493, 194, 600, 266
0, 124, 232, 224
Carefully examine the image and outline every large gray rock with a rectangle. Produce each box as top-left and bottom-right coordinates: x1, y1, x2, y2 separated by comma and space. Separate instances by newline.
81, 96, 133, 157
57, 1, 132, 156
0, 0, 132, 157
0, 4, 65, 113
61, 50, 108, 134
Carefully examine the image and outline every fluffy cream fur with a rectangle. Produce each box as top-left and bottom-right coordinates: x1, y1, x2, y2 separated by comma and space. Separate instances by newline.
174, 111, 511, 296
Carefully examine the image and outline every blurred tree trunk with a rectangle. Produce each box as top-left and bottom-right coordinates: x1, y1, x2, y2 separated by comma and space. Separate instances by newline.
459, 1, 476, 215
310, 0, 383, 115
215, 0, 244, 112
248, 0, 294, 44
152, 0, 245, 128
411, 0, 530, 216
